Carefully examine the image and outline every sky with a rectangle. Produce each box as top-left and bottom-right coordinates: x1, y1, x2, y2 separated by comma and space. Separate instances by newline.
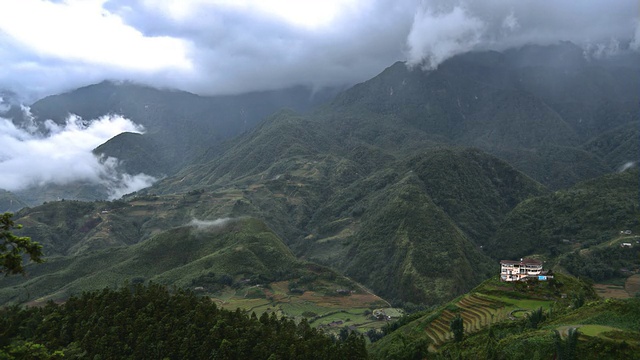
0, 0, 638, 101
0, 0, 638, 200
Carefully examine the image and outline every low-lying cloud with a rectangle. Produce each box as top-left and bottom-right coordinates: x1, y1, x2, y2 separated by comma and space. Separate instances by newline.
406, 6, 484, 70
189, 218, 235, 230
618, 161, 637, 173
0, 109, 156, 199
406, 0, 639, 69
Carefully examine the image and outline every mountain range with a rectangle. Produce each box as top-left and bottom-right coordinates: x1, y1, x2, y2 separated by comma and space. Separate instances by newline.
1, 42, 639, 357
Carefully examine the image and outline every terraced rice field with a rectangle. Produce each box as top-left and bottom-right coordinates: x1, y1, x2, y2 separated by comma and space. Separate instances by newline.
422, 292, 554, 348
423, 294, 508, 346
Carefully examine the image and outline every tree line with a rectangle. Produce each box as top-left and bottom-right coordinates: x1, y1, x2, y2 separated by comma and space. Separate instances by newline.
0, 283, 368, 359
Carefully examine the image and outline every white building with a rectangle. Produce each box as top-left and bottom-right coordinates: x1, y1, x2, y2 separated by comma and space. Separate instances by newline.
500, 258, 543, 282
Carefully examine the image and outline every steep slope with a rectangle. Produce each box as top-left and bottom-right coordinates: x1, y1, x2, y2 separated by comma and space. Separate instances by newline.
146, 106, 548, 304
583, 122, 640, 171
93, 132, 165, 177
30, 81, 337, 176
10, 106, 546, 306
159, 109, 338, 190
325, 43, 639, 189
406, 148, 546, 245
340, 173, 494, 305
486, 168, 640, 260
298, 149, 544, 304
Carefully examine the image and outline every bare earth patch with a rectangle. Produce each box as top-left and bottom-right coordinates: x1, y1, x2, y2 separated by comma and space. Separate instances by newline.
625, 274, 640, 296
593, 283, 630, 299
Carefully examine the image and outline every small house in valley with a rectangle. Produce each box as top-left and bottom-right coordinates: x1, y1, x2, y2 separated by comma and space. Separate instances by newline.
500, 258, 546, 282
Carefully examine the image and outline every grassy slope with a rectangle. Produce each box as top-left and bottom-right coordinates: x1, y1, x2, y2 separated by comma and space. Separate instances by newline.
0, 217, 386, 325
298, 148, 544, 305
147, 108, 545, 306
0, 218, 288, 302
0, 217, 389, 333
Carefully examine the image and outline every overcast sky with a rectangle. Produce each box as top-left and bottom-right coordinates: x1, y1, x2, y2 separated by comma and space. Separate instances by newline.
1, 0, 638, 102
0, 0, 638, 200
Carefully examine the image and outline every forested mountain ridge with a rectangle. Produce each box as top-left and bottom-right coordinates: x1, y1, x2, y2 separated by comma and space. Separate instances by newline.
325, 42, 639, 189
5, 113, 547, 306
487, 167, 640, 262
36, 81, 338, 173
1, 82, 339, 207
5, 43, 639, 307
1, 43, 639, 359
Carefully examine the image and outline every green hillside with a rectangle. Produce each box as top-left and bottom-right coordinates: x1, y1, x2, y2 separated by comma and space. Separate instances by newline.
0, 190, 27, 213
0, 218, 285, 302
324, 44, 639, 189
583, 122, 640, 171
370, 274, 640, 359
93, 132, 166, 177
0, 217, 387, 326
297, 148, 544, 305
151, 109, 545, 305
339, 173, 493, 304
486, 168, 640, 261
1, 44, 638, 360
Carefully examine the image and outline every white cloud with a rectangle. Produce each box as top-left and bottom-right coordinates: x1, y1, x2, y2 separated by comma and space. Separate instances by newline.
501, 12, 519, 33
0, 0, 191, 71
404, 0, 638, 70
189, 218, 234, 230
406, 6, 484, 70
631, 21, 640, 51
0, 110, 156, 197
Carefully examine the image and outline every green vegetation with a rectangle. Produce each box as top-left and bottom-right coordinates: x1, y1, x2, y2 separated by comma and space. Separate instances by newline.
2, 43, 639, 358
487, 168, 639, 261
370, 275, 640, 359
0, 213, 43, 275
0, 284, 368, 359
0, 191, 27, 214
450, 315, 464, 342
0, 217, 387, 331
558, 237, 640, 282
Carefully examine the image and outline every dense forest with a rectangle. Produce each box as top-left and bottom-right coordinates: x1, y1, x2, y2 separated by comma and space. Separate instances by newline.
0, 284, 368, 359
